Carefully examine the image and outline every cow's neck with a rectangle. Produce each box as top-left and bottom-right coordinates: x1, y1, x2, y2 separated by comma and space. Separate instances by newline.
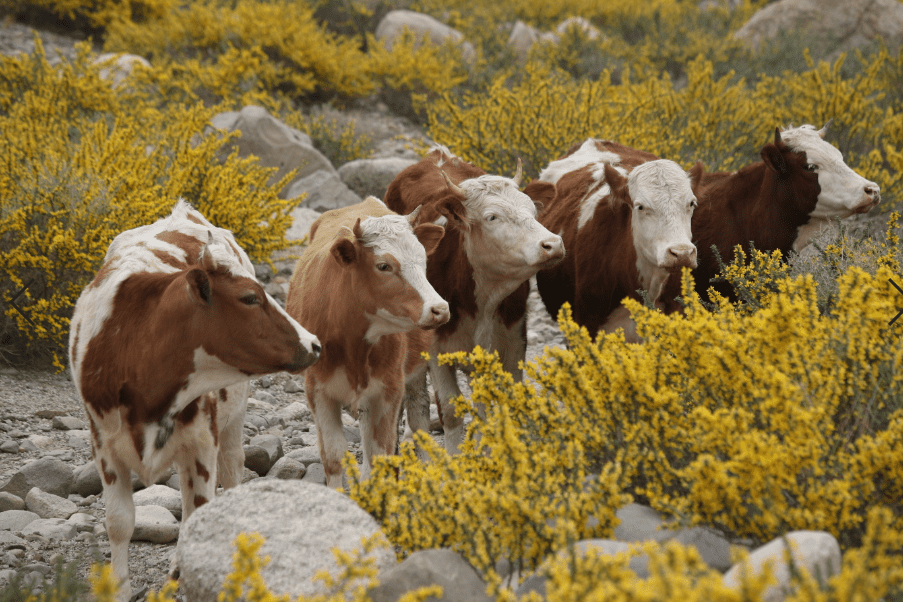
471, 268, 525, 351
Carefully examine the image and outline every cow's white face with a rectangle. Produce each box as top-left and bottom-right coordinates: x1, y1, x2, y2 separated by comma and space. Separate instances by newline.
459, 175, 565, 278
356, 213, 449, 341
780, 124, 880, 218
627, 159, 699, 272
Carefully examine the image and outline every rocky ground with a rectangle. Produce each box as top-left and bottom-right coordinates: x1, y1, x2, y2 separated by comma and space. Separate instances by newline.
0, 18, 569, 599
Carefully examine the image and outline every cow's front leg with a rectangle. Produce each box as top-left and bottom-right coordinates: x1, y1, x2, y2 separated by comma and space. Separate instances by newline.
402, 364, 432, 462
308, 374, 346, 490
216, 383, 249, 491
430, 358, 465, 455
98, 455, 134, 602
359, 385, 402, 480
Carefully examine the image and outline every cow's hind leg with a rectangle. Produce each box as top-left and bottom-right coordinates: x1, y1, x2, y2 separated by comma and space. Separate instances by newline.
216, 383, 249, 490
360, 387, 402, 480
308, 374, 346, 490
98, 455, 135, 602
402, 364, 431, 462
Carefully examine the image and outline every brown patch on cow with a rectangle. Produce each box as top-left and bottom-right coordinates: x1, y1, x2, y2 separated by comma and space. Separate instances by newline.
497, 282, 529, 329
70, 330, 80, 374
100, 459, 117, 485
177, 398, 200, 425
151, 249, 188, 270
193, 495, 209, 508
155, 231, 203, 265
88, 262, 115, 289
219, 388, 228, 402
188, 477, 194, 490
195, 460, 210, 482
185, 212, 204, 225
87, 414, 101, 450
205, 394, 218, 446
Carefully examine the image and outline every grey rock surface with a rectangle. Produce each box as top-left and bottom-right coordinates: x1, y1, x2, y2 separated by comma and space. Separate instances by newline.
177, 480, 396, 601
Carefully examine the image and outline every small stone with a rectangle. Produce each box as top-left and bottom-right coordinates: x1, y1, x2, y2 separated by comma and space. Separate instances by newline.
286, 446, 321, 467
243, 445, 272, 476
301, 463, 326, 485
134, 484, 183, 520
258, 375, 273, 388
267, 457, 306, 480
25, 488, 78, 519
51, 416, 85, 431
0, 492, 24, 512
34, 410, 67, 419
17, 439, 38, 453
132, 505, 179, 543
21, 518, 78, 541
0, 509, 40, 531
0, 440, 19, 454
343, 426, 361, 444
283, 379, 303, 394
74, 463, 103, 497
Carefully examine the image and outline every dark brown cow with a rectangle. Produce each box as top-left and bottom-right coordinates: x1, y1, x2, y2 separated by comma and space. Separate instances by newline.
384, 145, 565, 454
526, 139, 704, 340
68, 200, 321, 600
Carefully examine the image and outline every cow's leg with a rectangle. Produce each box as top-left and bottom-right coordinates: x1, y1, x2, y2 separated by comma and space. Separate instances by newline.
402, 364, 431, 461
430, 358, 465, 455
98, 455, 135, 602
308, 374, 345, 490
216, 383, 249, 490
175, 424, 218, 523
497, 315, 527, 383
359, 384, 402, 480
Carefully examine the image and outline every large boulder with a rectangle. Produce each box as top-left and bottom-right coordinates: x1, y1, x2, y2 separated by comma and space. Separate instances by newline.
734, 0, 903, 60
337, 157, 418, 199
375, 10, 476, 62
368, 548, 492, 602
177, 479, 396, 601
0, 457, 74, 499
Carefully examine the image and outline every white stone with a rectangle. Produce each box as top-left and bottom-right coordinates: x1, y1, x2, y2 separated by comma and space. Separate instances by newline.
25, 488, 77, 519
132, 505, 180, 543
20, 518, 78, 541
133, 484, 183, 520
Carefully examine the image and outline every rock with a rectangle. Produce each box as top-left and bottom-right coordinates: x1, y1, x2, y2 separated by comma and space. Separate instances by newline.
17, 439, 38, 453
20, 518, 78, 541
66, 513, 96, 533
613, 503, 733, 571
734, 0, 903, 60
337, 157, 418, 199
375, 10, 476, 63
26, 434, 53, 448
250, 434, 284, 466
282, 379, 303, 394
0, 531, 26, 547
258, 375, 273, 388
286, 446, 321, 467
92, 52, 151, 87
723, 531, 842, 602
0, 440, 17, 454
132, 505, 180, 543
209, 105, 336, 197
0, 509, 40, 532
51, 416, 85, 430
266, 456, 306, 480
343, 425, 361, 444
0, 492, 24, 512
133, 484, 183, 520
73, 462, 103, 497
178, 480, 396, 601
301, 463, 327, 485
243, 445, 272, 476
24, 488, 78, 519
285, 169, 362, 213
34, 410, 67, 419
252, 390, 278, 406
65, 430, 91, 448
165, 472, 181, 491
284, 207, 323, 242
368, 548, 492, 602
278, 402, 311, 423
1, 458, 74, 499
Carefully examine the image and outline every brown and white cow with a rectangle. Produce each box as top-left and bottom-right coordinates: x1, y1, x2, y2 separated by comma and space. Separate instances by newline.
526, 139, 704, 340
286, 197, 448, 489
692, 123, 879, 300
68, 200, 321, 600
384, 145, 565, 454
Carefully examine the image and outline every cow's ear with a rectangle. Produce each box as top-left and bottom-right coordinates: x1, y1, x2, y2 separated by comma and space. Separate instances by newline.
438, 197, 470, 231
198, 232, 218, 271
331, 238, 357, 266
687, 161, 705, 196
523, 181, 556, 213
604, 163, 630, 207
187, 268, 212, 305
414, 223, 445, 256
761, 144, 788, 175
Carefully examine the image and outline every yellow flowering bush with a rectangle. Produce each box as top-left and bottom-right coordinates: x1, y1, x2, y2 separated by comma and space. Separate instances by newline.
0, 38, 299, 367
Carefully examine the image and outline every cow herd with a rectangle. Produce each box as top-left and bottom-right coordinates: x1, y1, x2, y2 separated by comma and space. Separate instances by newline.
67, 123, 879, 599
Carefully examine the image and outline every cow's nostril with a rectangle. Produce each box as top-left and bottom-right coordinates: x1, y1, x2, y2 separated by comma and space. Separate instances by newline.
311, 342, 322, 355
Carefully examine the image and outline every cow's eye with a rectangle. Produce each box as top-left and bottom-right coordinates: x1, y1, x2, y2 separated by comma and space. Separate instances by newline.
486, 215, 497, 222
377, 263, 392, 272
240, 293, 260, 306
690, 200, 698, 209
806, 163, 818, 172
636, 205, 644, 211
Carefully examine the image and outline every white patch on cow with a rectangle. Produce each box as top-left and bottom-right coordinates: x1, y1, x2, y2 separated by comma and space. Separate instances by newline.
537, 139, 621, 185
779, 124, 880, 218
357, 213, 448, 336
626, 160, 698, 294
432, 215, 448, 228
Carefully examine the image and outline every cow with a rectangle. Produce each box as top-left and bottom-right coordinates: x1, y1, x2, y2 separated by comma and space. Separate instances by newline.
690, 123, 879, 300
68, 200, 321, 601
525, 139, 704, 341
285, 197, 449, 489
384, 145, 565, 454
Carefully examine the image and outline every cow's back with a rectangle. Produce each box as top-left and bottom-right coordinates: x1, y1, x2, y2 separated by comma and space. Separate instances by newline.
385, 148, 485, 218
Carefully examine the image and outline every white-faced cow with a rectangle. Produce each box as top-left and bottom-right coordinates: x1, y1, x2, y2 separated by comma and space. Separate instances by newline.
384, 145, 565, 454
285, 197, 448, 489
525, 139, 704, 340
691, 123, 879, 300
68, 200, 321, 601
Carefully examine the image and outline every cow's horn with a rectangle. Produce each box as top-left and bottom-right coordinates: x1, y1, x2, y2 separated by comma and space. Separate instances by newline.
199, 231, 217, 270
441, 170, 465, 197
513, 158, 523, 187
406, 205, 422, 225
774, 127, 783, 145
818, 119, 833, 139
